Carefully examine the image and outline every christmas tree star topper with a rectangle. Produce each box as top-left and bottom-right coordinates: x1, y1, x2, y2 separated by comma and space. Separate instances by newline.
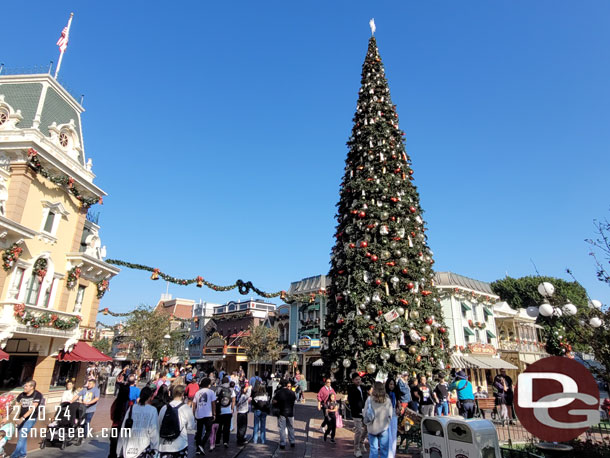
369, 18, 376, 35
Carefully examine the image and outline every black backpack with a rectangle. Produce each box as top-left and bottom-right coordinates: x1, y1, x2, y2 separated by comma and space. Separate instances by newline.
159, 402, 184, 441
216, 386, 232, 414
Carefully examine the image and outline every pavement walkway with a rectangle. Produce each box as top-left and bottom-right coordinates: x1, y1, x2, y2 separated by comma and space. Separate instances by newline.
3, 393, 421, 458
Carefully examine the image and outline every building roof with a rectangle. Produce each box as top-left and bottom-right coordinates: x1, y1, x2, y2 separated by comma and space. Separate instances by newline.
155, 297, 195, 320
434, 272, 497, 296
288, 275, 330, 294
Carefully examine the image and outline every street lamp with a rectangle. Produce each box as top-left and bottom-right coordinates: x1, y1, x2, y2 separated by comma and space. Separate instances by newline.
290, 344, 298, 375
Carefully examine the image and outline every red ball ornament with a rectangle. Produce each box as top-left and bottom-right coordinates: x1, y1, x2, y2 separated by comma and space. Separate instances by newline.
349, 243, 356, 249
337, 318, 345, 324
371, 255, 379, 262
377, 310, 383, 316
408, 170, 414, 175
422, 290, 431, 297
416, 355, 422, 362
358, 211, 366, 218
375, 279, 382, 285
391, 216, 396, 221
407, 282, 414, 290
418, 251, 423, 257
409, 206, 416, 213
401, 269, 408, 274
425, 317, 433, 325
420, 336, 427, 342
365, 252, 371, 258
366, 340, 373, 347
360, 241, 368, 248
439, 327, 447, 334
390, 197, 399, 203
369, 325, 375, 330
410, 232, 416, 237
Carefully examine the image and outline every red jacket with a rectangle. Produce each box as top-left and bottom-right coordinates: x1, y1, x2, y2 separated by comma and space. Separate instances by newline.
317, 385, 336, 404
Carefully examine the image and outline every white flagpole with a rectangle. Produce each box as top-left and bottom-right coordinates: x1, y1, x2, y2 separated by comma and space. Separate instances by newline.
54, 12, 74, 79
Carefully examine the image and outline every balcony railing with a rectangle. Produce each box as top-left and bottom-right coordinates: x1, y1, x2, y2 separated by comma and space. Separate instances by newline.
498, 340, 545, 353
0, 301, 81, 340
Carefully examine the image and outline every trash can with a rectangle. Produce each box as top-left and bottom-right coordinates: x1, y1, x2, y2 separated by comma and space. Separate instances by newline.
447, 419, 500, 458
421, 417, 452, 458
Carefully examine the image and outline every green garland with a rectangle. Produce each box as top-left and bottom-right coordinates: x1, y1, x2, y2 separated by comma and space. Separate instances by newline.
96, 279, 109, 299
13, 303, 81, 330
2, 243, 23, 271
66, 267, 81, 289
105, 259, 286, 298
33, 257, 48, 279
27, 148, 101, 209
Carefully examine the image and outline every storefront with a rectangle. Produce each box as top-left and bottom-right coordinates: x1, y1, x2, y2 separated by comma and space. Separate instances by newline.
297, 336, 323, 391
450, 343, 518, 392
202, 332, 248, 376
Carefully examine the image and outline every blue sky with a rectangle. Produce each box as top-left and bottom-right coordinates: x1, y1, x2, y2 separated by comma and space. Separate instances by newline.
3, 1, 609, 321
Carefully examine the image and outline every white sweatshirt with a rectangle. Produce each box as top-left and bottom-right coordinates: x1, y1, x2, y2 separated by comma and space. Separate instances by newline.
117, 404, 160, 458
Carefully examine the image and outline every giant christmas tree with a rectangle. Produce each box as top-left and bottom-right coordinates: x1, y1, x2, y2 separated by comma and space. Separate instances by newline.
323, 31, 450, 387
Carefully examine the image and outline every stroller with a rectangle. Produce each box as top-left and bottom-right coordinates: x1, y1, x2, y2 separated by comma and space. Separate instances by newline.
40, 401, 87, 450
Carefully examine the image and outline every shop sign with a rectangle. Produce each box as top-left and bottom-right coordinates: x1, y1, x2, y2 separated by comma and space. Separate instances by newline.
236, 355, 248, 362
468, 343, 496, 355
298, 336, 321, 352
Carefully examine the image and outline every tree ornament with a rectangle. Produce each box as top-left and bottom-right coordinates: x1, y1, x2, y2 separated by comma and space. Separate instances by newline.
408, 345, 417, 355
407, 282, 414, 290
390, 323, 401, 334
590, 317, 602, 328
366, 363, 377, 374
371, 255, 379, 262
342, 358, 352, 368
409, 206, 416, 213
380, 351, 390, 361
409, 329, 421, 342
366, 340, 374, 347
396, 306, 405, 316
423, 325, 432, 334
410, 310, 420, 319
539, 302, 553, 317
360, 241, 368, 248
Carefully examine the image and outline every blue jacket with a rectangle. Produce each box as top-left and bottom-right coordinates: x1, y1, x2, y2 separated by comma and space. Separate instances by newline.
449, 379, 474, 401
397, 378, 412, 403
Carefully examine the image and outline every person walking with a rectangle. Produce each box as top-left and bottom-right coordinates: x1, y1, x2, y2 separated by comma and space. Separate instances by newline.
364, 381, 393, 458
323, 393, 338, 443
385, 379, 400, 458
158, 385, 195, 458
127, 374, 140, 404
273, 379, 297, 450
235, 381, 251, 445
193, 377, 217, 456
108, 380, 130, 458
0, 380, 43, 458
397, 372, 411, 414
449, 371, 475, 419
251, 381, 270, 444
412, 375, 437, 416
78, 377, 101, 435
434, 374, 450, 417
347, 372, 368, 458
249, 371, 262, 388
493, 369, 514, 424
117, 386, 159, 458
214, 376, 235, 448
185, 376, 200, 407
317, 378, 336, 432
151, 384, 172, 413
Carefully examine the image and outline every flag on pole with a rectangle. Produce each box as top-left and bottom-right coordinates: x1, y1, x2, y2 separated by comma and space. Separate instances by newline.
56, 25, 70, 52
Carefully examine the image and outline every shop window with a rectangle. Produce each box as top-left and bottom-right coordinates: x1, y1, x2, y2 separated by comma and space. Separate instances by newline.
472, 305, 479, 322
0, 355, 37, 390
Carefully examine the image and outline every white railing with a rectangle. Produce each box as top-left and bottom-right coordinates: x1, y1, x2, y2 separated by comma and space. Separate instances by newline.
0, 301, 81, 339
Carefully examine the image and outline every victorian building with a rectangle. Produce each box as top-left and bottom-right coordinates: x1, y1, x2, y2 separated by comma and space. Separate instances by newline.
434, 272, 517, 392
188, 300, 219, 365
0, 72, 119, 400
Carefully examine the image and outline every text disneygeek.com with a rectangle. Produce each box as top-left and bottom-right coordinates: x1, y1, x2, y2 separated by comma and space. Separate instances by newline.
17, 427, 131, 440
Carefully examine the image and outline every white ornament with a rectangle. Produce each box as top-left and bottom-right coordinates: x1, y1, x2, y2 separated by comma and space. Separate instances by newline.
537, 282, 555, 297
538, 302, 553, 317
589, 299, 602, 310
590, 317, 602, 328
562, 303, 577, 316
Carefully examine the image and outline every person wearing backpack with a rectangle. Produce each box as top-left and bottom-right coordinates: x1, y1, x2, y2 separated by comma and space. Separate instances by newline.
117, 386, 159, 458
214, 376, 235, 448
158, 385, 195, 458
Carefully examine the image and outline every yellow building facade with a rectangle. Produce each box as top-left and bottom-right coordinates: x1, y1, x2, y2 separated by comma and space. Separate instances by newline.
0, 73, 119, 402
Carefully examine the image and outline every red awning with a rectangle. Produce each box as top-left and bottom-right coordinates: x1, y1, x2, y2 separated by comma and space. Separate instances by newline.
0, 348, 8, 361
57, 341, 112, 362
